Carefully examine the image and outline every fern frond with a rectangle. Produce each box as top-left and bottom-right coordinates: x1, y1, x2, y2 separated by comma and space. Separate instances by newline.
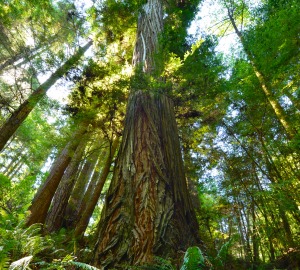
180, 246, 205, 270
35, 259, 100, 270
216, 235, 236, 261
0, 250, 10, 270
139, 256, 175, 270
68, 261, 101, 270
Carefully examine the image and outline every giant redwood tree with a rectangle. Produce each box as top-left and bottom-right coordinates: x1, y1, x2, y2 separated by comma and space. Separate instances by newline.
93, 0, 201, 268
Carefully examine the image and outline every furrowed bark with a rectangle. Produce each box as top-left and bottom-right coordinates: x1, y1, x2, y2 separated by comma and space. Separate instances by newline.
132, 0, 163, 73
0, 40, 92, 152
93, 0, 201, 268
94, 92, 200, 268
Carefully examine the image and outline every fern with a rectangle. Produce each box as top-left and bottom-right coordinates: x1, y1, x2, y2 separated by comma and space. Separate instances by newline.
0, 249, 10, 270
35, 254, 101, 270
0, 221, 54, 269
211, 235, 237, 268
68, 261, 101, 270
180, 246, 205, 270
138, 256, 175, 270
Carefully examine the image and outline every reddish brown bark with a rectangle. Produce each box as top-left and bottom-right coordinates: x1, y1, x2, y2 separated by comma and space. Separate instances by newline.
93, 92, 200, 268
25, 126, 87, 226
74, 138, 119, 238
45, 134, 88, 232
70, 149, 106, 230
64, 148, 100, 229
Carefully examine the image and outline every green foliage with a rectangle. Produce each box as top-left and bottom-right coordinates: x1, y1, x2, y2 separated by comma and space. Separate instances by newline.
16, 105, 57, 170
244, 0, 300, 75
130, 67, 150, 92
66, 59, 129, 138
211, 236, 238, 269
0, 0, 84, 69
0, 222, 99, 270
0, 173, 36, 223
36, 254, 100, 270
180, 246, 205, 270
93, 0, 142, 43
165, 34, 226, 128
0, 222, 48, 268
163, 0, 202, 57
137, 257, 175, 270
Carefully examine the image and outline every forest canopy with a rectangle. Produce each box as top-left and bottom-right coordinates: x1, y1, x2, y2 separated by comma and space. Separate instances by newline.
0, 0, 299, 269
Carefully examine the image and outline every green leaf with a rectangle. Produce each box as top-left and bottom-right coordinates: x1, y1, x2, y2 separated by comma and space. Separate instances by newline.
180, 246, 205, 270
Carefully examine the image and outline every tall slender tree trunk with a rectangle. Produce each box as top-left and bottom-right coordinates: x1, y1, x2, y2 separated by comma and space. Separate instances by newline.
3, 155, 22, 176
283, 89, 300, 111
0, 23, 14, 55
45, 134, 88, 232
0, 44, 40, 72
253, 171, 277, 261
68, 154, 103, 229
26, 126, 87, 226
93, 1, 200, 267
2, 153, 17, 174
74, 138, 119, 238
0, 40, 92, 152
8, 160, 23, 178
252, 200, 259, 269
226, 7, 296, 139
64, 147, 100, 229
278, 208, 295, 248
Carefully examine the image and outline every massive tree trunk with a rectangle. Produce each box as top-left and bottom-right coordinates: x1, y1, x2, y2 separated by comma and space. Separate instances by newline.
94, 92, 200, 268
26, 126, 87, 226
93, 1, 200, 267
0, 40, 92, 152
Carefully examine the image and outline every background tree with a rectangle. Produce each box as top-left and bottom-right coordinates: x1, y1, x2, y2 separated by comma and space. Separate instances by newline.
1, 0, 300, 269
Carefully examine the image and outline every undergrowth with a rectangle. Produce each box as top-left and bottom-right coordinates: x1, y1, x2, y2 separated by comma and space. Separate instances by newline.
0, 220, 239, 270
0, 221, 98, 270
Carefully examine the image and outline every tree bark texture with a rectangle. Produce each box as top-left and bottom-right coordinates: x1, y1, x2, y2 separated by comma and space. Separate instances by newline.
68, 154, 103, 230
0, 40, 92, 152
45, 134, 88, 232
26, 126, 87, 226
132, 0, 163, 73
93, 91, 200, 268
64, 148, 100, 229
74, 138, 119, 238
